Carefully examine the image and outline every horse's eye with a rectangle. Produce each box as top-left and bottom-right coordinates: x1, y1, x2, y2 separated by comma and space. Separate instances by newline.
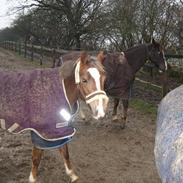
82, 79, 87, 83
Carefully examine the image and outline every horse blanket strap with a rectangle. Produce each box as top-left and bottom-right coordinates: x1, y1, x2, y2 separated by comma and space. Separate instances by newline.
31, 131, 72, 150
85, 90, 108, 104
0, 68, 78, 141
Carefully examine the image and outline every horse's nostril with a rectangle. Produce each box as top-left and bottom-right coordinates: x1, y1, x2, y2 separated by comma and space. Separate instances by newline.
96, 106, 105, 118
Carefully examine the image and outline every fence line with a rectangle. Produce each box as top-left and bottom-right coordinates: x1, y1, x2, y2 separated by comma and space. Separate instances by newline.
0, 40, 182, 97
1, 40, 183, 65
0, 41, 69, 67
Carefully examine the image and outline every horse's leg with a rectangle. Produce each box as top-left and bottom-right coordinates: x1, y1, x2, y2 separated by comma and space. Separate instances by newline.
59, 144, 79, 183
121, 99, 129, 129
112, 98, 120, 121
29, 146, 43, 183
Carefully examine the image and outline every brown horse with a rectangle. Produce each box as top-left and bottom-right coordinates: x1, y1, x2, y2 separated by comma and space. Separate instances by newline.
0, 52, 108, 183
103, 39, 167, 128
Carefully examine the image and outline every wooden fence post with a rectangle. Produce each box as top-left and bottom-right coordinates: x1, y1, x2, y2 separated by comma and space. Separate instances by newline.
161, 72, 168, 97
24, 41, 27, 58
11, 42, 14, 51
52, 48, 56, 68
19, 42, 21, 55
31, 44, 34, 61
15, 42, 17, 52
40, 45, 43, 65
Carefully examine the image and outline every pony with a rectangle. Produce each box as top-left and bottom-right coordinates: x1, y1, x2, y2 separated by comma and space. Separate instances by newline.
154, 84, 183, 183
0, 52, 109, 183
103, 39, 167, 128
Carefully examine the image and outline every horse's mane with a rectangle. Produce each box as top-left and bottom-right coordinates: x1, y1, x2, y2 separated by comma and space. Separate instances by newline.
124, 44, 147, 54
59, 60, 76, 79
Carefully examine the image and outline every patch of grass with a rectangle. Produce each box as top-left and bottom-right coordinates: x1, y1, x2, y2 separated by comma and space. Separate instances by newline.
130, 98, 157, 116
13, 51, 52, 68
135, 79, 162, 92
168, 68, 183, 78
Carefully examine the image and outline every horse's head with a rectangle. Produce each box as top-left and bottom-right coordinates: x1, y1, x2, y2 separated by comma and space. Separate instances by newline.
75, 52, 108, 119
148, 39, 167, 72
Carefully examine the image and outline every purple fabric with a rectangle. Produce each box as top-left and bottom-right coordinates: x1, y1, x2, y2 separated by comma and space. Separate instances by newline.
0, 67, 76, 141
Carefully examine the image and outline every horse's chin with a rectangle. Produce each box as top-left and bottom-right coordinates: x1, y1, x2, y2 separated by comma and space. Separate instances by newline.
92, 114, 104, 120
92, 115, 100, 120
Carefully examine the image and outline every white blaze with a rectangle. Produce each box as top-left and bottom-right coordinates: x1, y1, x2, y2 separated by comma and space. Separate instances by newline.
88, 68, 101, 90
87, 68, 105, 118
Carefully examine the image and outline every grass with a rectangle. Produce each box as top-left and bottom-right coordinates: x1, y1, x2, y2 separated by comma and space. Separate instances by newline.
14, 52, 52, 68
168, 67, 183, 78
129, 98, 157, 117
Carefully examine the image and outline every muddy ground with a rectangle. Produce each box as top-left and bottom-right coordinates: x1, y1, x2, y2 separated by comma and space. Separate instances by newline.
0, 47, 178, 183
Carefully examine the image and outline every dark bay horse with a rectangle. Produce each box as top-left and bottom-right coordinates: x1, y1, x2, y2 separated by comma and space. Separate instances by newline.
0, 52, 108, 183
103, 39, 167, 128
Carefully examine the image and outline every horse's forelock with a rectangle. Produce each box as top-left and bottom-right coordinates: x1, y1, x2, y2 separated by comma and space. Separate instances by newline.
80, 56, 105, 74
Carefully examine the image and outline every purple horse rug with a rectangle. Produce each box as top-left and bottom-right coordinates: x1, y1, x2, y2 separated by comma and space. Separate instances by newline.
0, 67, 78, 141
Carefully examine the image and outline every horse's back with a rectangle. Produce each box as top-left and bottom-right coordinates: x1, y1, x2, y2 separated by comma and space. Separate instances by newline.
155, 84, 183, 183
103, 53, 134, 99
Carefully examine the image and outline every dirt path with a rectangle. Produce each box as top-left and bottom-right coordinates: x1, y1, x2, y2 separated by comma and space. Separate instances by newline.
0, 48, 161, 183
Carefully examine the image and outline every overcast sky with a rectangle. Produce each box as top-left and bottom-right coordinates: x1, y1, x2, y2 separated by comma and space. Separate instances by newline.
0, 0, 19, 29
0, 0, 32, 30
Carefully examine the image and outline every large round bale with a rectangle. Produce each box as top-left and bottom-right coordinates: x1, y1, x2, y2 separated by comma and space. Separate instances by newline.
154, 84, 183, 183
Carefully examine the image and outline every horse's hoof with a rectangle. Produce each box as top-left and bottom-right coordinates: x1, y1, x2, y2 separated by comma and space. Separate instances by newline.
28, 172, 36, 183
112, 115, 118, 122
120, 123, 126, 129
71, 177, 79, 183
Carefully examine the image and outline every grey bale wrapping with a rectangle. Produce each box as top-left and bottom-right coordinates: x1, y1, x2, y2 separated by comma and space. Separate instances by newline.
154, 84, 183, 183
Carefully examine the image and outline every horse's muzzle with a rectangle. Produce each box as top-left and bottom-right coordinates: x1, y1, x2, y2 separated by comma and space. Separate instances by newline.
85, 91, 109, 120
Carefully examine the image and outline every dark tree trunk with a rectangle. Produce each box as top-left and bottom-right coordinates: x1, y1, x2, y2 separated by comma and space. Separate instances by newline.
75, 34, 81, 50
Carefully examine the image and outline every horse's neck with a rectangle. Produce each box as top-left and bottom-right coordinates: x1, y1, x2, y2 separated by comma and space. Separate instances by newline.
63, 74, 79, 110
125, 44, 148, 73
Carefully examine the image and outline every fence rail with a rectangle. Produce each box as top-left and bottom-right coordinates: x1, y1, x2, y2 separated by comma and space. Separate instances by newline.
0, 41, 69, 67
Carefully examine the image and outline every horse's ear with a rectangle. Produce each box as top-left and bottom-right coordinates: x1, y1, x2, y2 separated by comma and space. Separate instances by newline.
151, 38, 159, 47
80, 52, 88, 65
97, 51, 106, 64
151, 37, 155, 44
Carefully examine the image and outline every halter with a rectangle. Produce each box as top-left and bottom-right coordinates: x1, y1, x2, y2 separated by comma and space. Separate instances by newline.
74, 59, 108, 104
